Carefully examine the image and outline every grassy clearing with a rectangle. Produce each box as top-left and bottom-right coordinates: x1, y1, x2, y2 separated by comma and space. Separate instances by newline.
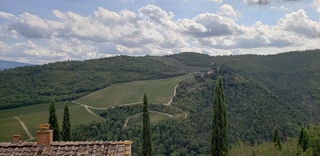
0, 117, 28, 141
76, 74, 192, 108
0, 102, 77, 118
127, 112, 171, 127
172, 113, 185, 119
0, 104, 103, 142
17, 105, 104, 138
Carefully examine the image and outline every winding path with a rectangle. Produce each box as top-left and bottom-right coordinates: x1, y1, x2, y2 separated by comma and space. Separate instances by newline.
184, 112, 188, 119
123, 111, 173, 128
14, 116, 35, 140
72, 101, 106, 121
73, 80, 187, 127
165, 84, 179, 105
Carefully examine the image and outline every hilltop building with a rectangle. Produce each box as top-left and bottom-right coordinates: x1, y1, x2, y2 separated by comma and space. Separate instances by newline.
0, 124, 132, 156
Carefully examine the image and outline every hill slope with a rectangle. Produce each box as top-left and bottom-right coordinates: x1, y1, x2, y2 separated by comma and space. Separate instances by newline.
69, 49, 320, 155
0, 56, 186, 109
1, 49, 320, 155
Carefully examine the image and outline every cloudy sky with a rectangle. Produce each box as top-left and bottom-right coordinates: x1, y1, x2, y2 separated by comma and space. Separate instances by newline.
0, 0, 319, 64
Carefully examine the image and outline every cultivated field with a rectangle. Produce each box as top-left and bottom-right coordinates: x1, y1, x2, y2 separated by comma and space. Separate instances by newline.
0, 102, 102, 142
0, 102, 77, 118
0, 117, 28, 141
76, 74, 192, 108
0, 74, 192, 142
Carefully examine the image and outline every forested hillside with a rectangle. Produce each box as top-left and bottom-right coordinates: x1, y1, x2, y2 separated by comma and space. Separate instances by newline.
1, 49, 320, 155
212, 50, 320, 123
0, 56, 187, 109
68, 49, 320, 155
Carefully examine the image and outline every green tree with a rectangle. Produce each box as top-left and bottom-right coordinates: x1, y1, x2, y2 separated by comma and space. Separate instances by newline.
48, 98, 60, 141
61, 102, 72, 141
298, 126, 310, 152
142, 94, 152, 156
273, 127, 282, 150
308, 124, 320, 155
211, 76, 228, 156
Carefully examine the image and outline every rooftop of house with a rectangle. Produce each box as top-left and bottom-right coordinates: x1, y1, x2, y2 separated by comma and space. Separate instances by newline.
0, 124, 133, 156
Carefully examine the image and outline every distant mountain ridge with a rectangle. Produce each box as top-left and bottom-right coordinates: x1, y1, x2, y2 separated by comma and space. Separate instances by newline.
0, 60, 32, 70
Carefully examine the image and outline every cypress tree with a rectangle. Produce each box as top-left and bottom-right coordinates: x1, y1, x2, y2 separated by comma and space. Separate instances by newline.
272, 127, 282, 150
298, 126, 310, 152
211, 76, 228, 156
141, 94, 152, 156
48, 98, 60, 141
62, 103, 72, 141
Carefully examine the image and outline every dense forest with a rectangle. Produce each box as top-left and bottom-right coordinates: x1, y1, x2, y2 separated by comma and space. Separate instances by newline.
2, 49, 320, 155
70, 71, 319, 155
68, 49, 320, 155
0, 56, 186, 109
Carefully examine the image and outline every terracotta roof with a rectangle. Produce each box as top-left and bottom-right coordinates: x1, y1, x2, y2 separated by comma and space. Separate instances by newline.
0, 140, 132, 156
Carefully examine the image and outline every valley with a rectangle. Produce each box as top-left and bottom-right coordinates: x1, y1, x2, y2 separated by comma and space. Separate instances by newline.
1, 49, 320, 155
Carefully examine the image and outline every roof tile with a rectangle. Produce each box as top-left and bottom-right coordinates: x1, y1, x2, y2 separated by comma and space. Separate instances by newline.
0, 141, 132, 156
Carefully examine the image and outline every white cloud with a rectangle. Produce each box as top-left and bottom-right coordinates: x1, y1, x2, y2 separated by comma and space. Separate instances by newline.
0, 39, 109, 64
0, 12, 15, 19
139, 5, 177, 29
1, 4, 319, 64
277, 9, 320, 38
1, 6, 191, 62
218, 4, 239, 18
314, 0, 320, 13
243, 0, 270, 5
192, 16, 307, 50
0, 33, 9, 39
178, 13, 244, 38
8, 13, 56, 38
159, 30, 189, 49
0, 41, 11, 54
270, 5, 290, 11
205, 0, 223, 4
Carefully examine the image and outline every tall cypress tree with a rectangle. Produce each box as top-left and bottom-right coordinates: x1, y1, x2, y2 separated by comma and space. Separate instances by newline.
62, 103, 72, 141
142, 94, 152, 156
273, 127, 282, 150
298, 126, 310, 152
211, 76, 228, 156
48, 98, 60, 141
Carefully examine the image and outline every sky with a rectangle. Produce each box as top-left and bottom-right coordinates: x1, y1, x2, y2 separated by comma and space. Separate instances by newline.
0, 0, 319, 64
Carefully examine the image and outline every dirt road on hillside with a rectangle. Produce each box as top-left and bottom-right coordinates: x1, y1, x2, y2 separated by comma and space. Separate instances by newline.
14, 116, 34, 140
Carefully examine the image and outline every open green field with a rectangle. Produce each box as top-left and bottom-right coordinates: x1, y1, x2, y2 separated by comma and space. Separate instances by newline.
18, 105, 103, 138
0, 117, 29, 141
0, 74, 192, 142
0, 102, 103, 142
127, 112, 171, 127
76, 74, 192, 108
0, 102, 77, 118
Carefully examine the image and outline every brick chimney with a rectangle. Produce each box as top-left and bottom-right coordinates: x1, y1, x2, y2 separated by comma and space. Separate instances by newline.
12, 134, 21, 143
36, 124, 53, 146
